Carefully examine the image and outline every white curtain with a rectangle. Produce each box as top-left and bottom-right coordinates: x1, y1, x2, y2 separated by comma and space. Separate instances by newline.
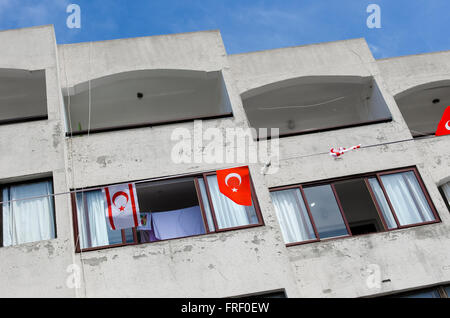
442, 182, 450, 207
380, 172, 435, 226
368, 178, 397, 229
76, 190, 121, 248
2, 180, 55, 247
271, 189, 316, 244
200, 176, 258, 229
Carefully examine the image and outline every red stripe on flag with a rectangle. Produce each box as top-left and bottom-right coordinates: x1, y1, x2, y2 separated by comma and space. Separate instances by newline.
104, 187, 116, 230
129, 183, 138, 227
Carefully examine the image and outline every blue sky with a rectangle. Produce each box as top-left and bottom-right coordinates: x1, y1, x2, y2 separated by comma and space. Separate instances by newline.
0, 0, 449, 59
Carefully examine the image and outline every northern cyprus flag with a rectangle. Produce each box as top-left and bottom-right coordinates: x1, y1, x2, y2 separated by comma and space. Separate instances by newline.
103, 183, 140, 230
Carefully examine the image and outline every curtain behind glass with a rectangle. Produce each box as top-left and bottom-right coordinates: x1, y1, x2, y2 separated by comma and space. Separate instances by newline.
380, 171, 435, 226
2, 180, 55, 247
76, 190, 122, 249
368, 178, 397, 229
271, 189, 316, 244
204, 175, 258, 229
442, 182, 450, 207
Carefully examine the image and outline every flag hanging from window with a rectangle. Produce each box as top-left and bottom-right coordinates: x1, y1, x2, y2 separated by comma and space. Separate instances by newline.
435, 106, 450, 136
103, 183, 140, 230
216, 166, 252, 206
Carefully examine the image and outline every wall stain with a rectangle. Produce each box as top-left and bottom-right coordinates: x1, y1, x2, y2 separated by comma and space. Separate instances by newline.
96, 156, 112, 168
83, 256, 107, 267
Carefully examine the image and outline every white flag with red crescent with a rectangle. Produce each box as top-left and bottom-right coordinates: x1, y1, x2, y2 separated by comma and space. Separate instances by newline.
103, 183, 140, 230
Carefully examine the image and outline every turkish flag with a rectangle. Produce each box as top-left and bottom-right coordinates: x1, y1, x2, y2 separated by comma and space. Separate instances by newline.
216, 166, 253, 206
103, 183, 140, 230
435, 106, 450, 136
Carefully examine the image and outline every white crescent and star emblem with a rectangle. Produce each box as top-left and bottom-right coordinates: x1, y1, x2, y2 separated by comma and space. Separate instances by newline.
225, 173, 242, 192
445, 120, 450, 131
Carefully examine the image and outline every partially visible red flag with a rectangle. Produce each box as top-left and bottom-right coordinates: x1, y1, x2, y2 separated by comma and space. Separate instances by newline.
435, 106, 450, 136
103, 183, 140, 230
216, 166, 252, 206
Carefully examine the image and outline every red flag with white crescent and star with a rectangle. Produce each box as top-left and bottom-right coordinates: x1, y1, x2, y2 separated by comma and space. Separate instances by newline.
216, 166, 252, 206
103, 183, 140, 230
435, 106, 450, 137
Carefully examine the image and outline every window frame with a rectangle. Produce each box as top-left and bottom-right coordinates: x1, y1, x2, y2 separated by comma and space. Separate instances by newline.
71, 170, 264, 253
438, 183, 450, 212
270, 167, 441, 247
387, 284, 450, 298
0, 176, 57, 248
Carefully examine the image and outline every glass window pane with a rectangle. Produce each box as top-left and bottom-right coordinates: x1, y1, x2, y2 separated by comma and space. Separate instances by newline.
2, 180, 55, 247
444, 285, 450, 297
334, 179, 385, 235
380, 171, 436, 226
136, 178, 206, 242
197, 178, 216, 232
76, 190, 123, 249
124, 228, 134, 243
303, 185, 348, 239
441, 182, 450, 209
368, 178, 397, 229
206, 175, 259, 230
271, 189, 316, 243
398, 289, 441, 298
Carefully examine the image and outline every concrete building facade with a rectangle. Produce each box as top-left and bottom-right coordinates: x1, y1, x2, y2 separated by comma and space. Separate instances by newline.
0, 25, 449, 298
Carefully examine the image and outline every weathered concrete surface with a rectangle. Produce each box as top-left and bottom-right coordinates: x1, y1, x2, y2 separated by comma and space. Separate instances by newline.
0, 25, 76, 298
0, 25, 449, 297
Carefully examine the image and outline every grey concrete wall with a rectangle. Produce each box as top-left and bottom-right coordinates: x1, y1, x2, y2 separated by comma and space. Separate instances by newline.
0, 25, 76, 297
0, 25, 449, 297
230, 41, 450, 297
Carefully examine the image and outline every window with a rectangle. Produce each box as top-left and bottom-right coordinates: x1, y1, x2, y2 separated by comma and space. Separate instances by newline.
439, 181, 450, 212
270, 167, 439, 245
241, 76, 392, 139
0, 69, 47, 125
64, 70, 233, 135
387, 284, 450, 298
1, 178, 56, 247
72, 171, 263, 251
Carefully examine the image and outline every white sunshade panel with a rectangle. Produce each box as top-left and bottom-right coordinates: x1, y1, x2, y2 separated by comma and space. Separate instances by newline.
64, 70, 232, 132
242, 76, 392, 137
0, 69, 47, 122
396, 84, 450, 136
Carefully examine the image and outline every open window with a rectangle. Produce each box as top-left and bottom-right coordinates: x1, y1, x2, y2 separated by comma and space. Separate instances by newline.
64, 70, 233, 135
241, 76, 392, 138
0, 69, 47, 125
270, 167, 439, 245
1, 178, 56, 247
395, 81, 450, 137
72, 171, 263, 252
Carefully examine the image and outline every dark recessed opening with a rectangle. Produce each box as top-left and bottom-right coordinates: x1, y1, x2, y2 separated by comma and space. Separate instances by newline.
432, 98, 440, 104
137, 92, 144, 99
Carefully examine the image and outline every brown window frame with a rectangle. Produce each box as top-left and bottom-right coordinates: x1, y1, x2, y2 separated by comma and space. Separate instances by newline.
270, 166, 441, 247
71, 170, 264, 253
386, 284, 450, 298
0, 176, 57, 248
438, 183, 450, 212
